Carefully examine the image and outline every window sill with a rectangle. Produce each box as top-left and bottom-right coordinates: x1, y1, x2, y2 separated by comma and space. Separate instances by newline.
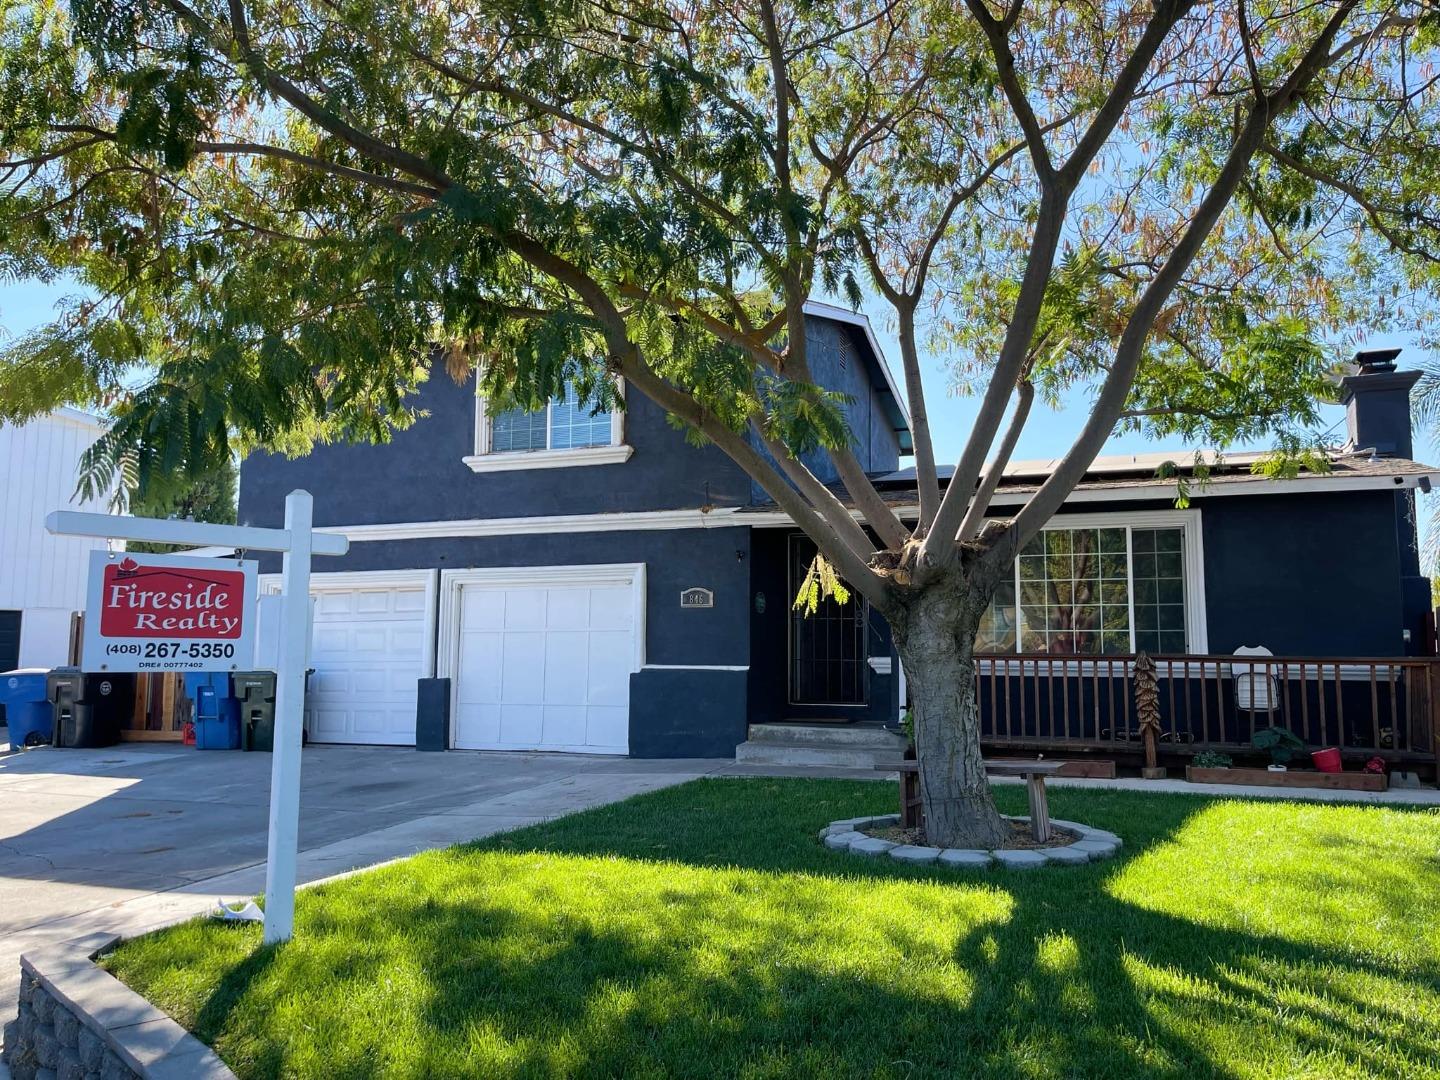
462, 444, 634, 473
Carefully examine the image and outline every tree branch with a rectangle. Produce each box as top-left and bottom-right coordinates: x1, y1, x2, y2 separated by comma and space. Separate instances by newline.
1009, 0, 1362, 552
958, 378, 1033, 540
1058, 0, 1198, 192
963, 0, 1055, 182
920, 187, 1064, 566
750, 420, 879, 558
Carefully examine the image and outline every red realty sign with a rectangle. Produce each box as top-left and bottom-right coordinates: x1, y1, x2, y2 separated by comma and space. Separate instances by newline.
84, 552, 258, 671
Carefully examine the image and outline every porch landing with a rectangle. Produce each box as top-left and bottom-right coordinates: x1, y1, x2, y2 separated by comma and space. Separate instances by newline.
734, 723, 907, 769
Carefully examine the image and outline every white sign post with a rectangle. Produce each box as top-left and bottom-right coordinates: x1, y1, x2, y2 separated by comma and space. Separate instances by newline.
47, 489, 347, 945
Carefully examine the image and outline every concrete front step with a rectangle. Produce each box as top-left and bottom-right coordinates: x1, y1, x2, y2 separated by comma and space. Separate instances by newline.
734, 742, 904, 770
746, 723, 907, 751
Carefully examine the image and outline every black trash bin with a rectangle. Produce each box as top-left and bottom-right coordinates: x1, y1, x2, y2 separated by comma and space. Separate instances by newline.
47, 668, 135, 749
233, 671, 276, 752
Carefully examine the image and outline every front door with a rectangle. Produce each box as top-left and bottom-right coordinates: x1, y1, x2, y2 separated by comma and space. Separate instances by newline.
788, 537, 868, 706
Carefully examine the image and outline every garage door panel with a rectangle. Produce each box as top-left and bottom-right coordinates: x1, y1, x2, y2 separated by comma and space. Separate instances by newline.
499, 703, 543, 745
391, 628, 424, 656
457, 632, 502, 704
546, 589, 590, 630
351, 628, 388, 653
351, 668, 386, 694
451, 572, 636, 755
313, 627, 350, 655
301, 580, 427, 746
395, 589, 427, 614
462, 589, 504, 630
543, 631, 589, 704
316, 592, 354, 617
504, 589, 546, 630
454, 702, 501, 747
312, 709, 349, 737
586, 706, 628, 751
542, 705, 587, 746
588, 587, 634, 630
587, 632, 632, 706
501, 633, 545, 702
355, 591, 391, 615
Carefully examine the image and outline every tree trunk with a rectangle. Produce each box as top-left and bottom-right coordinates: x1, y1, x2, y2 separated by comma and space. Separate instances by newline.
893, 565, 1011, 850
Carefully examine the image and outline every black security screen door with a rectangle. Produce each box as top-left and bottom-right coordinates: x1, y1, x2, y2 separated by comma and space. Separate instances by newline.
788, 536, 868, 706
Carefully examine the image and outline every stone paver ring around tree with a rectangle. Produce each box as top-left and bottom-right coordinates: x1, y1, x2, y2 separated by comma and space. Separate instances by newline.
820, 815, 1122, 869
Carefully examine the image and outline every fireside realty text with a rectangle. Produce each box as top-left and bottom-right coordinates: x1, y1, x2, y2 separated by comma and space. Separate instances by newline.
83, 552, 258, 672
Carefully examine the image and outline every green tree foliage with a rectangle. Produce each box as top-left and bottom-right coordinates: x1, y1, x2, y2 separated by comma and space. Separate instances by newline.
4, 0, 1440, 844
124, 456, 237, 554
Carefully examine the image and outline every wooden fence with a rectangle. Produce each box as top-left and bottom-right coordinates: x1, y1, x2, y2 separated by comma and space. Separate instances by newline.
974, 653, 1440, 765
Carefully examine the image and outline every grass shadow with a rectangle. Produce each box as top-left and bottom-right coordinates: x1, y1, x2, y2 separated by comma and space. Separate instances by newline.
106, 778, 1440, 1079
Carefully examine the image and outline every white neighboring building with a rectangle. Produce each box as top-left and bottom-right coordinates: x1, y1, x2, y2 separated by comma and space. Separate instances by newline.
0, 408, 113, 670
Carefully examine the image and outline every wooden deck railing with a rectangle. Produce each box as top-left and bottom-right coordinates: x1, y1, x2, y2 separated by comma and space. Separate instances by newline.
973, 653, 1440, 762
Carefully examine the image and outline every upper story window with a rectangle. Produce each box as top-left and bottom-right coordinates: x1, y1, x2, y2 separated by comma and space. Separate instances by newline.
975, 512, 1206, 656
465, 380, 633, 473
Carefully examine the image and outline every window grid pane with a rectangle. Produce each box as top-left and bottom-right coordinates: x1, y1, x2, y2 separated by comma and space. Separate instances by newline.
548, 387, 612, 449
488, 383, 613, 453
979, 524, 1187, 656
490, 404, 547, 452
1131, 527, 1187, 654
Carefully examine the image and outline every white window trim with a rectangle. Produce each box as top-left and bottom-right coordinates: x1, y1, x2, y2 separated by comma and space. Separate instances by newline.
435, 562, 648, 749
984, 508, 1208, 655
466, 379, 632, 472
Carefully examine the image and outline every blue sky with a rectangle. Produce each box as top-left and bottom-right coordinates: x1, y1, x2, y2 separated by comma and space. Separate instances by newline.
2, 275, 1419, 467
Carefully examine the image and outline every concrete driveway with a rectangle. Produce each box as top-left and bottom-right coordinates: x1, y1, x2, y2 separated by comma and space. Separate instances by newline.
0, 742, 724, 1025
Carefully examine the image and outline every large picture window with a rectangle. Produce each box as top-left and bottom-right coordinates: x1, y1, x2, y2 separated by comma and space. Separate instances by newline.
975, 515, 1199, 656
467, 379, 632, 472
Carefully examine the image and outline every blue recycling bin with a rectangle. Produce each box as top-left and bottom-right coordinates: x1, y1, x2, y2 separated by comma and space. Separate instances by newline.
186, 673, 241, 750
193, 686, 241, 750
0, 669, 53, 749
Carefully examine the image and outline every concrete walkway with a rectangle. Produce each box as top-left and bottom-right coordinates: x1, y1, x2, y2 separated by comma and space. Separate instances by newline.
0, 743, 725, 1033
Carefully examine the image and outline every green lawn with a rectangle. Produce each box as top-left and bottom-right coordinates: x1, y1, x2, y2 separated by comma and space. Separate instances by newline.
105, 780, 1440, 1079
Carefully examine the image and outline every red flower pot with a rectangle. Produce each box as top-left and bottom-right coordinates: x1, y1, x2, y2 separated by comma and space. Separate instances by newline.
1311, 747, 1342, 773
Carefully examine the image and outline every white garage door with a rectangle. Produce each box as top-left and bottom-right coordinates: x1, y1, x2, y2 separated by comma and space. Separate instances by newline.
306, 576, 431, 746
448, 566, 642, 755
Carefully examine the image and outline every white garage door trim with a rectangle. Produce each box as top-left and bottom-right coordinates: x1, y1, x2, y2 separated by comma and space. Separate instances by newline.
260, 569, 438, 745
437, 563, 646, 753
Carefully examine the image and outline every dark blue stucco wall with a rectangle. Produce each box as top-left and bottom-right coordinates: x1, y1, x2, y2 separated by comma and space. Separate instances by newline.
630, 668, 749, 757
1197, 489, 1413, 656
260, 527, 753, 668
748, 317, 904, 501
238, 371, 754, 529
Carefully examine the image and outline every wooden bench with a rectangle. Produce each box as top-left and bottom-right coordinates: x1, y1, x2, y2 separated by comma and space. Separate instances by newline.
878, 759, 1066, 841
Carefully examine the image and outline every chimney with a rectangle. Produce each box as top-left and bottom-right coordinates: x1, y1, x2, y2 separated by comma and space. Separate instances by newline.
1339, 347, 1421, 460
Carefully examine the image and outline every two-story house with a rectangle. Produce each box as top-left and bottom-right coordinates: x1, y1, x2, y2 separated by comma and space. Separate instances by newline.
238, 309, 1437, 769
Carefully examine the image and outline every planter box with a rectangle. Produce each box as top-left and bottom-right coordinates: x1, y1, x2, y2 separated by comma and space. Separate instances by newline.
1185, 766, 1388, 792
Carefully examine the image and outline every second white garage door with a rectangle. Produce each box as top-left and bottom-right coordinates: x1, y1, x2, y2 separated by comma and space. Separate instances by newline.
305, 573, 433, 746
445, 565, 644, 755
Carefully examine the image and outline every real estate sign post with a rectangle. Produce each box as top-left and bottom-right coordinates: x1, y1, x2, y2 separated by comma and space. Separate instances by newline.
47, 490, 346, 945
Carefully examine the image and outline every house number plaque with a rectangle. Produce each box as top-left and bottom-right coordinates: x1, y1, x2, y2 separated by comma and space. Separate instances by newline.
680, 587, 714, 609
